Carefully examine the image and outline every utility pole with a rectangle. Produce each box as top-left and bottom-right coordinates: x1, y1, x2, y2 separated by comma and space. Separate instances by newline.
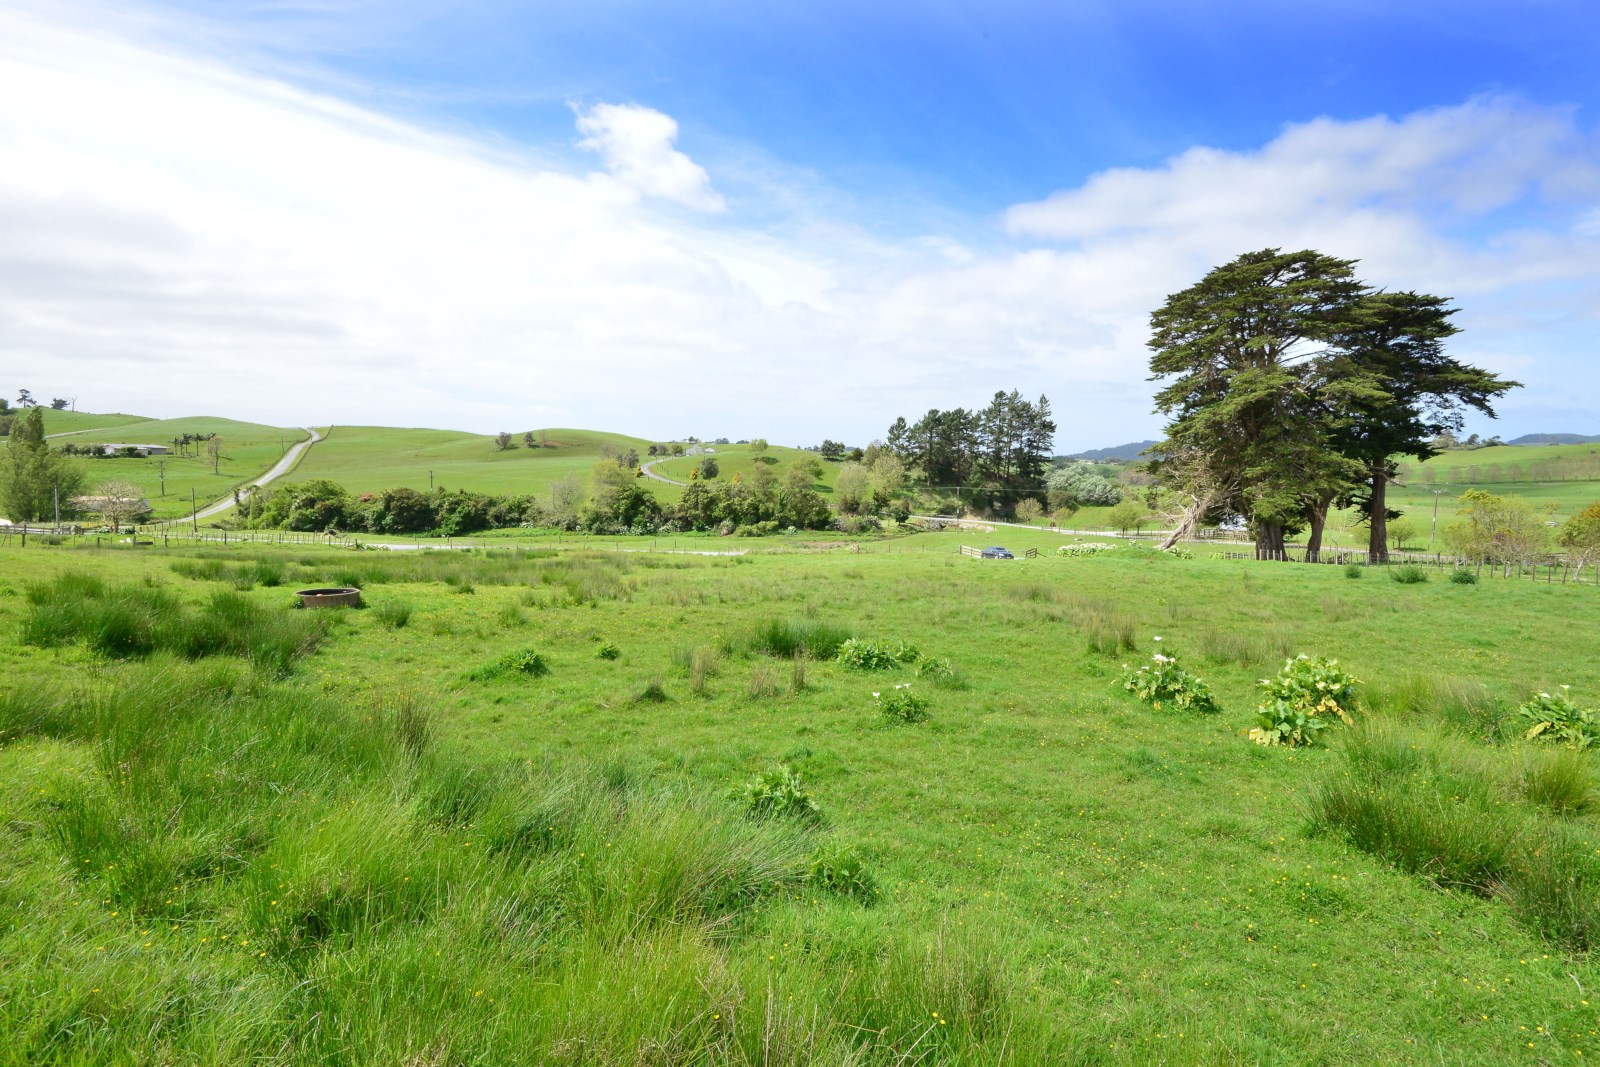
53, 483, 60, 533
191, 488, 198, 533
1430, 488, 1448, 546
158, 460, 166, 496
429, 470, 434, 490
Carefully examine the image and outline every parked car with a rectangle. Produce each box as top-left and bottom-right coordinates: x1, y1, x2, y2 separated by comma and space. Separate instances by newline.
981, 546, 1014, 560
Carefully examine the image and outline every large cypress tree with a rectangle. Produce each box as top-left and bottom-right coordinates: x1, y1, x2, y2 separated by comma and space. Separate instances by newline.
1148, 248, 1368, 558
1328, 291, 1517, 562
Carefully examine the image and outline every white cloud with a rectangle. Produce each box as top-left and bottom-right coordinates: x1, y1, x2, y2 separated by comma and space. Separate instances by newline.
0, 3, 1596, 451
575, 102, 726, 213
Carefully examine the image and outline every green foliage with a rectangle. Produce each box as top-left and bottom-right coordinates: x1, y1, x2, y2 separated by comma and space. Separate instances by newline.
1558, 501, 1600, 574
1057, 541, 1116, 557
0, 406, 86, 524
806, 842, 879, 903
1369, 673, 1505, 740
1388, 564, 1428, 584
915, 655, 965, 689
1046, 461, 1123, 508
633, 677, 669, 703
1083, 612, 1136, 655
472, 647, 549, 680
1107, 499, 1149, 533
371, 600, 413, 629
1519, 687, 1600, 749
1250, 655, 1358, 747
1444, 489, 1549, 564
1311, 723, 1600, 950
874, 683, 929, 724
1118, 651, 1218, 714
743, 617, 851, 659
836, 637, 899, 671
1517, 749, 1594, 817
20, 572, 326, 672
596, 642, 620, 660
1343, 562, 1363, 578
1448, 567, 1479, 585
735, 764, 821, 823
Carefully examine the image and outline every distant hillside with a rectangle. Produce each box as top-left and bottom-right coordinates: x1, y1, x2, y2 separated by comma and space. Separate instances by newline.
288, 425, 655, 500
1063, 440, 1159, 463
1506, 433, 1600, 446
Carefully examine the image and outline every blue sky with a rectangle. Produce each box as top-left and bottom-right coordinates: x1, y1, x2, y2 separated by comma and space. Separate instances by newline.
2, 0, 1597, 448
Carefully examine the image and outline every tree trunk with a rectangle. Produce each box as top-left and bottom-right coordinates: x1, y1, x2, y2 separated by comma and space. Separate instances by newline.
1159, 489, 1217, 551
1367, 463, 1391, 564
1255, 520, 1286, 561
1305, 496, 1331, 563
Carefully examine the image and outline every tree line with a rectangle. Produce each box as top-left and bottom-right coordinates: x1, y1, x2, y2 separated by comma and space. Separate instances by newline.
233, 454, 842, 537
883, 390, 1056, 510
1147, 248, 1516, 562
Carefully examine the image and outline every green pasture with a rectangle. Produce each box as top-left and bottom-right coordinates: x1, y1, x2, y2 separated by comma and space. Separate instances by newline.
38, 409, 153, 435
4, 532, 1600, 1063
646, 443, 841, 501
289, 425, 652, 501
46, 416, 309, 522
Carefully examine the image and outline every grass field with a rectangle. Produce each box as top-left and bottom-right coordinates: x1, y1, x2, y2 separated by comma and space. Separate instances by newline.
288, 425, 654, 502
647, 444, 842, 501
39, 416, 309, 522
39, 410, 154, 435
4, 532, 1600, 1063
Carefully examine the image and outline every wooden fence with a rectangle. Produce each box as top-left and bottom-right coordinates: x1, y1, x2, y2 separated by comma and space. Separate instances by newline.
1219, 546, 1600, 586
959, 544, 1037, 560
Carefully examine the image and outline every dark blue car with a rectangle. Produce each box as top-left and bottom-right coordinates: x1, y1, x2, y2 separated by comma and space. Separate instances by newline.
981, 546, 1014, 559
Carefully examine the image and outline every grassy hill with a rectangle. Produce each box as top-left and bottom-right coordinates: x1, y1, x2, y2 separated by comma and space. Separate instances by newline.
647, 443, 841, 501
3, 536, 1599, 1061
39, 409, 153, 435
47, 415, 309, 522
287, 426, 653, 502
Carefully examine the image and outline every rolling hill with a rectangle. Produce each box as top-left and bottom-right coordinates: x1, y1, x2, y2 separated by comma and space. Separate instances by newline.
286, 426, 654, 502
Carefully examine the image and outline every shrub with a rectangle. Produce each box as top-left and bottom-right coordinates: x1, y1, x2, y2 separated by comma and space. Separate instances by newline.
1083, 612, 1136, 655
1371, 673, 1505, 740
1519, 687, 1600, 749
1310, 723, 1600, 950
1118, 652, 1218, 714
807, 842, 878, 903
916, 655, 963, 688
633, 678, 669, 703
1250, 655, 1359, 747
875, 683, 929, 724
371, 600, 412, 629
735, 764, 821, 823
596, 642, 621, 660
1197, 628, 1293, 668
1518, 748, 1594, 816
471, 648, 549, 680
1343, 562, 1363, 579
688, 646, 720, 695
747, 661, 782, 699
1388, 564, 1428, 584
837, 638, 899, 671
1449, 567, 1479, 585
890, 640, 921, 664
1057, 542, 1116, 557
745, 617, 852, 659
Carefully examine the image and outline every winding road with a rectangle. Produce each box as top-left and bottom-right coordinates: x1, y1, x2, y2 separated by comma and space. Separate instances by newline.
640, 458, 686, 486
188, 427, 323, 520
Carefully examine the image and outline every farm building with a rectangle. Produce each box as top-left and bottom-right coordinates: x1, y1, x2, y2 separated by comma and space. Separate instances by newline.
97, 443, 170, 456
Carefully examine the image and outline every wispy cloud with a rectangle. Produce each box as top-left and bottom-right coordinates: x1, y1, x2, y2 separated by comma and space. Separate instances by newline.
1, 3, 1597, 446
575, 102, 725, 212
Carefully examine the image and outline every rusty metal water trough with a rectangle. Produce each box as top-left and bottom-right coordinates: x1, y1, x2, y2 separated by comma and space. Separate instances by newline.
295, 587, 362, 609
